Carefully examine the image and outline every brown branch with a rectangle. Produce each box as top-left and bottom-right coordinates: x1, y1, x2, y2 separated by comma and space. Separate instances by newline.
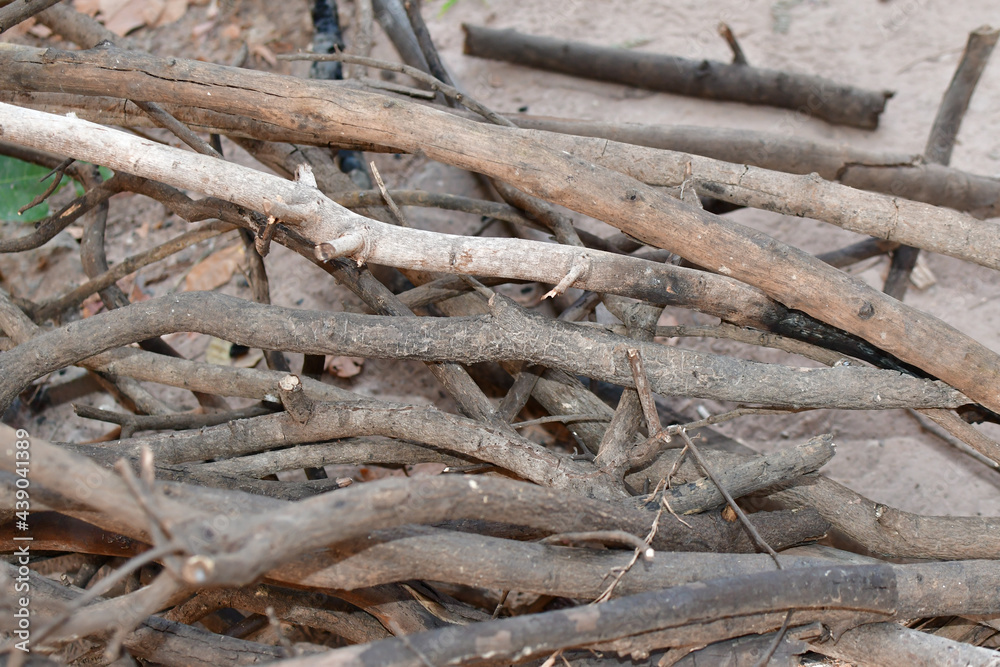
237, 561, 1000, 666
812, 620, 1000, 667
508, 116, 1000, 219
0, 51, 992, 415
461, 25, 891, 129
0, 292, 968, 417
0, 563, 287, 665
885, 26, 999, 300
0, 0, 61, 34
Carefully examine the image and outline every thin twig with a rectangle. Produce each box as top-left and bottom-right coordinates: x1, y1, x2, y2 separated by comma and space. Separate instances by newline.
678, 428, 781, 568
370, 162, 410, 227
277, 51, 515, 127
511, 414, 606, 429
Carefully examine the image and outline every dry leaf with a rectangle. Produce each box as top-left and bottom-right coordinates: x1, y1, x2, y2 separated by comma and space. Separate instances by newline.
80, 293, 105, 318
358, 466, 399, 482
721, 505, 737, 522
205, 337, 233, 365
73, 0, 101, 16
27, 23, 52, 38
98, 0, 131, 17
183, 243, 243, 292
250, 43, 277, 67
103, 0, 148, 36
325, 356, 365, 378
191, 20, 215, 38
220, 22, 241, 40
140, 0, 165, 25
154, 0, 188, 26
126, 278, 151, 303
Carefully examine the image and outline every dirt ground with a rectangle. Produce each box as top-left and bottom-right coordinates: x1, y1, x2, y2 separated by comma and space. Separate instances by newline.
4, 0, 1000, 520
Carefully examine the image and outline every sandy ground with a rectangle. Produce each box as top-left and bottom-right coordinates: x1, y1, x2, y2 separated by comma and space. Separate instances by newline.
4, 0, 1000, 518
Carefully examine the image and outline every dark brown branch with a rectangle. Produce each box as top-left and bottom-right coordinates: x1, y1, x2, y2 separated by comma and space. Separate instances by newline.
885, 26, 998, 300
0, 0, 61, 34
461, 24, 892, 128
925, 26, 1000, 165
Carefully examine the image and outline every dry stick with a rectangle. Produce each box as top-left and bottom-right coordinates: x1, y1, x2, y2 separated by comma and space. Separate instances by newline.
461, 24, 892, 129
71, 397, 621, 499
183, 438, 470, 477
818, 237, 898, 269
884, 26, 998, 300
287, 48, 590, 263
118, 168, 508, 429
593, 306, 656, 457
3, 564, 289, 666
718, 23, 748, 66
0, 110, 928, 390
133, 98, 222, 158
500, 294, 601, 422
365, 167, 510, 429
0, 427, 827, 589
246, 561, 1000, 667
0, 285, 174, 417
0, 168, 126, 252
0, 282, 365, 410
0, 0, 61, 33
74, 403, 275, 436
230, 154, 511, 428
629, 345, 784, 568
414, 5, 608, 417
165, 584, 390, 643
0, 291, 970, 417
0, 150, 182, 415
907, 408, 1000, 471
510, 356, 1000, 565
508, 116, 1000, 219
402, 0, 452, 87
274, 530, 858, 599
335, 188, 536, 227
2, 50, 994, 414
692, 425, 1000, 560
35, 3, 222, 164
17, 157, 69, 214
679, 429, 781, 567
653, 322, 844, 365
812, 621, 1000, 667
349, 0, 374, 79
0, 88, 394, 149
33, 221, 233, 320
528, 127, 1000, 274
540, 530, 651, 553
12, 79, 997, 219
277, 50, 510, 126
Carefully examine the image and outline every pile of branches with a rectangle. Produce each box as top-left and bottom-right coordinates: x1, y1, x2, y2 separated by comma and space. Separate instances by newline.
2, 1, 1000, 665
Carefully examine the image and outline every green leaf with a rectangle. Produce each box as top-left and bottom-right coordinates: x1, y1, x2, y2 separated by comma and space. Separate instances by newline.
71, 165, 114, 197
437, 0, 459, 16
0, 155, 68, 223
